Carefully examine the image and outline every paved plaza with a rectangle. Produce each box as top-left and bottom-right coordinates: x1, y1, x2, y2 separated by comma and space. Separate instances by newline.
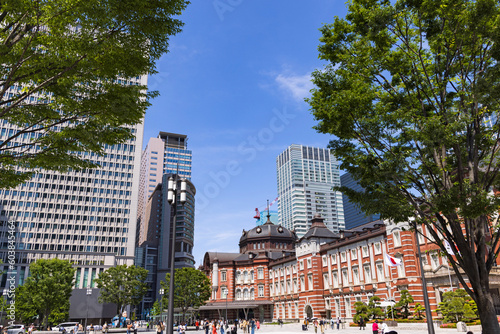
197, 323, 482, 334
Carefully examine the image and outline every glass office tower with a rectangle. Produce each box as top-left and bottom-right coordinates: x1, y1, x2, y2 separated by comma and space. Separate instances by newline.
276, 144, 344, 237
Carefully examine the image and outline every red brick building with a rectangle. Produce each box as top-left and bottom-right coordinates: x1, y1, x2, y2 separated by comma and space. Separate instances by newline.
200, 214, 500, 322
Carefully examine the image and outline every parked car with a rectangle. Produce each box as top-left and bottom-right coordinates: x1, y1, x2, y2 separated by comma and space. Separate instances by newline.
6, 325, 25, 334
86, 325, 102, 331
54, 322, 79, 333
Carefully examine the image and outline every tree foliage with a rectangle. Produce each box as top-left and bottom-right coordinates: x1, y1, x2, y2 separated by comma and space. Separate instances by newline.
368, 296, 384, 320
437, 289, 478, 323
353, 301, 369, 323
14, 259, 75, 328
308, 0, 500, 331
395, 289, 414, 319
0, 0, 189, 188
413, 303, 425, 320
95, 264, 149, 315
160, 267, 211, 323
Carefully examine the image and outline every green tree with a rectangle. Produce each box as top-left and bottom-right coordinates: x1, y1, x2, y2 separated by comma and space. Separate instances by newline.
368, 296, 384, 320
14, 285, 38, 324
414, 303, 426, 320
308, 0, 500, 332
353, 301, 369, 324
14, 259, 75, 328
0, 0, 189, 189
150, 300, 161, 318
437, 289, 478, 323
159, 268, 211, 323
95, 264, 149, 316
396, 289, 414, 319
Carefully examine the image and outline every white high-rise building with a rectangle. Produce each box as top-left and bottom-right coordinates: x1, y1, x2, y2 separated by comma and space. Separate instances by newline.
0, 75, 147, 319
276, 144, 344, 237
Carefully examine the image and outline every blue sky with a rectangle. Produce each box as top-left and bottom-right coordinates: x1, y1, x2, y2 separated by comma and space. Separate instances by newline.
143, 1, 349, 265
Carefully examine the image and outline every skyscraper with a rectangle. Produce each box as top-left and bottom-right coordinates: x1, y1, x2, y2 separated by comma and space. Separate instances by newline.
137, 132, 192, 246
340, 172, 380, 230
0, 75, 147, 319
276, 144, 344, 237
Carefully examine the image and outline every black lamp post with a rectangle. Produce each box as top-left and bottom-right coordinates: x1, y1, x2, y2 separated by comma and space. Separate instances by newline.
159, 288, 164, 323
413, 221, 435, 334
166, 175, 187, 334
224, 289, 228, 324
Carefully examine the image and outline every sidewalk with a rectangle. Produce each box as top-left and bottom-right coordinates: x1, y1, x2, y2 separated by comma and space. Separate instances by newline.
254, 322, 482, 333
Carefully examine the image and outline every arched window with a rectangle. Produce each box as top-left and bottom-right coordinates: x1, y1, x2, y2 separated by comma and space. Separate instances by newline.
243, 288, 249, 300
250, 288, 254, 300
236, 289, 242, 300
250, 270, 254, 282
244, 270, 248, 282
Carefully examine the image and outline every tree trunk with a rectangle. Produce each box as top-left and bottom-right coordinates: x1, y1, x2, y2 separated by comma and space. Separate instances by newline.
476, 292, 500, 334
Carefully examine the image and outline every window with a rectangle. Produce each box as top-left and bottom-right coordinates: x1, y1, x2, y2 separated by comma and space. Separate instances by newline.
393, 231, 401, 247
293, 278, 298, 293
307, 258, 312, 268
332, 272, 338, 288
331, 254, 337, 264
323, 273, 329, 288
221, 271, 227, 282
431, 252, 439, 269
258, 285, 264, 297
376, 262, 384, 281
417, 226, 425, 244
322, 256, 328, 266
374, 242, 382, 255
340, 251, 346, 262
258, 267, 264, 279
243, 289, 249, 300
236, 289, 242, 300
308, 274, 313, 290
300, 276, 305, 291
300, 260, 304, 270
287, 280, 291, 293
397, 256, 405, 277
341, 269, 348, 286
362, 246, 369, 257
363, 265, 371, 283
426, 226, 435, 241
351, 249, 358, 260
349, 266, 359, 285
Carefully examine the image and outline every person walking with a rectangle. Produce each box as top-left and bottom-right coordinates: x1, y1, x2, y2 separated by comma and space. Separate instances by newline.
371, 320, 378, 334
250, 319, 256, 334
358, 317, 365, 330
336, 317, 341, 330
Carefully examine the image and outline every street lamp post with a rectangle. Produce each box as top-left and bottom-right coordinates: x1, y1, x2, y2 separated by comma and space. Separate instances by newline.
166, 175, 187, 334
85, 288, 92, 334
1, 290, 8, 326
159, 288, 164, 323
224, 289, 228, 324
413, 221, 435, 334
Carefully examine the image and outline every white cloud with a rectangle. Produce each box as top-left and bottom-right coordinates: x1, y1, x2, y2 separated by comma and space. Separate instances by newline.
275, 72, 314, 102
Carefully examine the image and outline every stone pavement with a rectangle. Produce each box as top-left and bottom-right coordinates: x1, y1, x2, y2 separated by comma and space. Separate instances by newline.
240, 323, 482, 334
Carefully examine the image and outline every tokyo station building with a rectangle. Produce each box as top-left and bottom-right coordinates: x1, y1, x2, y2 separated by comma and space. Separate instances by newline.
200, 213, 500, 322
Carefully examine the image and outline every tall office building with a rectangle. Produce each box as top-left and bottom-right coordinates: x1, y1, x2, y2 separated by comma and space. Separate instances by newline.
340, 173, 380, 230
0, 75, 147, 319
276, 144, 344, 237
135, 174, 196, 317
137, 132, 192, 246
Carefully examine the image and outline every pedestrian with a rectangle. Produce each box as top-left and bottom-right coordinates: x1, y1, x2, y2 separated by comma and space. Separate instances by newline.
89, 324, 95, 334
371, 320, 378, 334
103, 323, 108, 334
250, 318, 256, 334
156, 322, 163, 334
358, 317, 365, 330
320, 319, 325, 334
380, 321, 388, 334
330, 318, 334, 330
195, 320, 200, 331
73, 324, 79, 334
204, 320, 210, 334
336, 317, 341, 330
313, 319, 318, 333
256, 320, 260, 330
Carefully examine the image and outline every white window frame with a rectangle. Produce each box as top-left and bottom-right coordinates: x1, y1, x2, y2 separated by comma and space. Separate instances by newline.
362, 246, 369, 257
374, 242, 382, 255
351, 249, 358, 260
341, 251, 347, 262
393, 230, 401, 247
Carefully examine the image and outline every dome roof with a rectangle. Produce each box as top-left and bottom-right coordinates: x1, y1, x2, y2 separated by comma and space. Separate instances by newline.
239, 216, 296, 245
